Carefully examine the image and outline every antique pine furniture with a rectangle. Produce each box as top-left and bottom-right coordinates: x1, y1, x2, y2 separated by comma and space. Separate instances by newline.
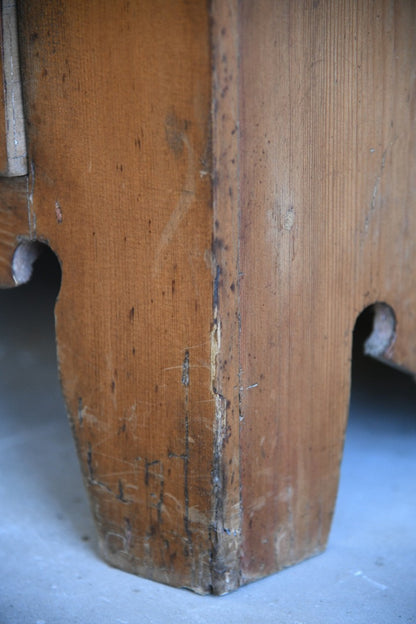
0, 0, 415, 594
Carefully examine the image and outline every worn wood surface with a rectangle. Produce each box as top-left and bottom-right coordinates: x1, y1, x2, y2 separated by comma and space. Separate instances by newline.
0, 0, 414, 594
237, 0, 416, 581
18, 0, 215, 592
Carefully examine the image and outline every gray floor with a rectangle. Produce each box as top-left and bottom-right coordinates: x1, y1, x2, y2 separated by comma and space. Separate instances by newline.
0, 251, 415, 623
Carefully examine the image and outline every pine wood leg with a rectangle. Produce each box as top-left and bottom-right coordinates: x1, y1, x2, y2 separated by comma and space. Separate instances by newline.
0, 0, 414, 594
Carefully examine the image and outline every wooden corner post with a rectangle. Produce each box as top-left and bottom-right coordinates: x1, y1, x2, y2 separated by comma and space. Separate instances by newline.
0, 0, 414, 594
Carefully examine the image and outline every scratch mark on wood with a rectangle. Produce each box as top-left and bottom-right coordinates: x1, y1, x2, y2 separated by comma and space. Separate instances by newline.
86, 443, 120, 497
98, 470, 137, 480
168, 350, 193, 554
363, 138, 397, 237
182, 350, 190, 387
117, 479, 128, 503
153, 113, 196, 272
78, 396, 83, 425
87, 442, 93, 479
28, 161, 36, 236
124, 517, 132, 551
55, 200, 63, 223
144, 459, 165, 525
144, 459, 160, 486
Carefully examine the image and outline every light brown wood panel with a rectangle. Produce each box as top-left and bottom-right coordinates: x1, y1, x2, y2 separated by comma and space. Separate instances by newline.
18, 0, 215, 592
0, 0, 412, 594
238, 0, 416, 581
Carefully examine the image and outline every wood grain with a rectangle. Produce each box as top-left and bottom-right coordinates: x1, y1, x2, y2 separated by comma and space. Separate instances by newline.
238, 0, 416, 581
18, 0, 214, 592
209, 0, 243, 594
0, 0, 413, 593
